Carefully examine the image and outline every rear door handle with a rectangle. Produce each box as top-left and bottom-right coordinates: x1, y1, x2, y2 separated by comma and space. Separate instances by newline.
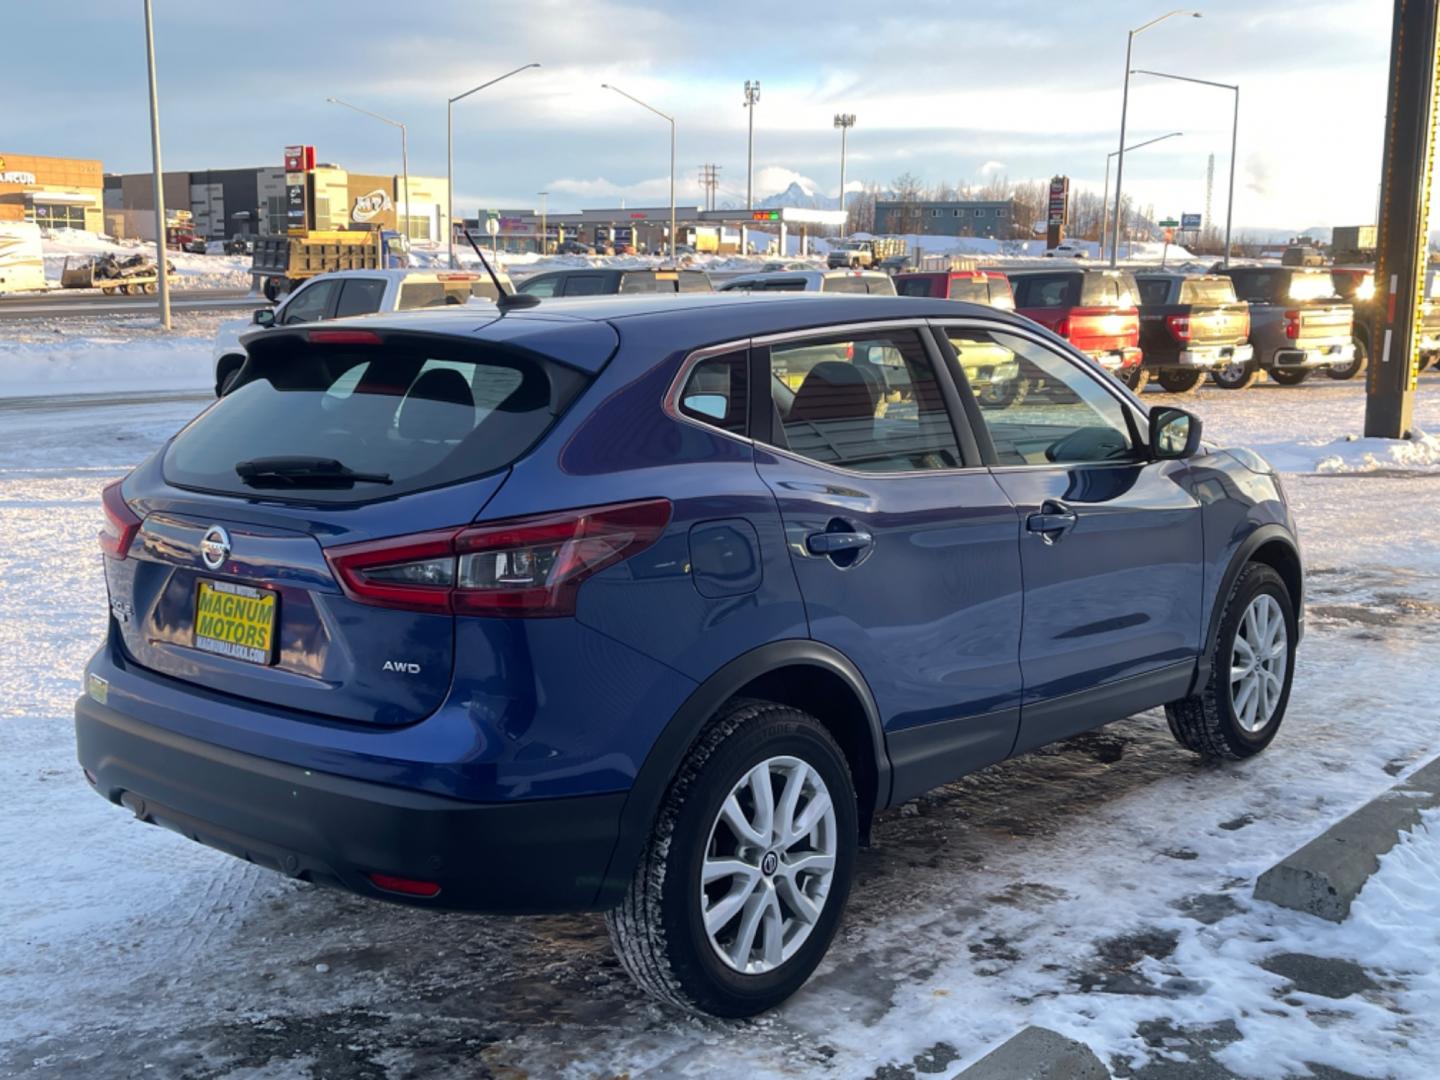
806, 530, 874, 555
1026, 501, 1078, 542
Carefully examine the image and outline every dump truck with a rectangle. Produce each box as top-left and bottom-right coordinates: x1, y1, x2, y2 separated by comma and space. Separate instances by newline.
827, 236, 908, 269
251, 229, 408, 300
1330, 225, 1377, 265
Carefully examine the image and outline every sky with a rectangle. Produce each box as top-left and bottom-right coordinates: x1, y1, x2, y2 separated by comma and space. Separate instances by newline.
5, 0, 1400, 233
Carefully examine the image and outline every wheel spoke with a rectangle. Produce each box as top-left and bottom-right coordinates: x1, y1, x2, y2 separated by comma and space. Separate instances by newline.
720, 794, 766, 849
760, 889, 785, 967
791, 790, 833, 842
775, 763, 808, 847
782, 851, 835, 876
728, 887, 768, 968
747, 763, 776, 844
703, 856, 757, 886
705, 878, 755, 936
775, 871, 821, 925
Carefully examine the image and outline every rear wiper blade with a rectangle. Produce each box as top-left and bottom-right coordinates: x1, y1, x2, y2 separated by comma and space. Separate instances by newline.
235, 456, 392, 488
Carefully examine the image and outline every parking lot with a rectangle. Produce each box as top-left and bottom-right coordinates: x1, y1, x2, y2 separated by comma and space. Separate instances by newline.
1, 373, 1437, 1080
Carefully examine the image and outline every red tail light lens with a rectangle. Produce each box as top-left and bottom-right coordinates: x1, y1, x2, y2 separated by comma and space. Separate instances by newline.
368, 872, 441, 898
1055, 317, 1070, 338
1166, 314, 1192, 342
1241, 310, 1251, 338
99, 480, 141, 560
326, 498, 673, 618
309, 329, 382, 345
1284, 309, 1300, 339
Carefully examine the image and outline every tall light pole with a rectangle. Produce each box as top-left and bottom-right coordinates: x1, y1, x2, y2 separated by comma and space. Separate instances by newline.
143, 0, 170, 329
602, 83, 675, 260
327, 97, 408, 241
1109, 9, 1201, 267
447, 62, 540, 268
1131, 69, 1239, 266
1100, 131, 1183, 261
537, 190, 548, 255
834, 113, 856, 235
744, 80, 760, 210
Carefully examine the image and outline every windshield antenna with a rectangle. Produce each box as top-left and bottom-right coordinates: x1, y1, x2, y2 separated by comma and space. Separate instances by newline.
462, 229, 540, 311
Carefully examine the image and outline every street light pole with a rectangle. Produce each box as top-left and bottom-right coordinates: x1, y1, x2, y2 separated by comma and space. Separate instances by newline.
326, 97, 408, 241
143, 0, 170, 330
447, 62, 541, 268
1100, 130, 1183, 261
1109, 10, 1201, 267
834, 113, 855, 235
1132, 69, 1239, 266
601, 83, 676, 260
538, 190, 548, 255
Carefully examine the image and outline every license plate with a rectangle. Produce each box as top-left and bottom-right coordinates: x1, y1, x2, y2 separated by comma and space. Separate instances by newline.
194, 579, 277, 665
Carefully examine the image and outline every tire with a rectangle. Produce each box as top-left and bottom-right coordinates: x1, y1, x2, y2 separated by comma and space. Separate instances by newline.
1157, 368, 1205, 394
262, 277, 281, 302
606, 699, 858, 1017
1213, 359, 1261, 390
1165, 563, 1297, 760
1270, 368, 1309, 386
1326, 337, 1368, 380
979, 376, 1029, 410
118, 284, 131, 295
101, 286, 115, 295
1120, 366, 1150, 393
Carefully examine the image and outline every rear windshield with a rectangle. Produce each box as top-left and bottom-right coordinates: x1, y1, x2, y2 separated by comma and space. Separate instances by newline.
820, 276, 871, 294
1010, 273, 1074, 308
1179, 278, 1237, 305
1136, 278, 1172, 306
397, 279, 501, 310
1080, 272, 1138, 308
896, 277, 935, 298
619, 273, 674, 293
1287, 273, 1338, 302
165, 340, 581, 504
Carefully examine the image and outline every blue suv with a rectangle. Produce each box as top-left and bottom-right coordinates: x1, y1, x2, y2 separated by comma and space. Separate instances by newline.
77, 292, 1302, 1016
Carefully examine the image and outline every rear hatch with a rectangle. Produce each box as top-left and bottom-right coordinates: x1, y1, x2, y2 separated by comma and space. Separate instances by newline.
1177, 277, 1250, 345
105, 320, 606, 726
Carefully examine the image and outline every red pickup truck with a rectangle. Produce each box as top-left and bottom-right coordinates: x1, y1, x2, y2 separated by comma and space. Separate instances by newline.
1005, 268, 1147, 390
893, 269, 1015, 308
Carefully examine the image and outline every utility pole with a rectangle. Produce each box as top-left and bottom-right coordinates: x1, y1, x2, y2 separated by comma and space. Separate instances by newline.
698, 164, 721, 211
1365, 0, 1438, 438
834, 113, 856, 235
538, 191, 548, 255
743, 81, 760, 210
601, 83, 676, 261
1204, 152, 1215, 249
143, 0, 170, 330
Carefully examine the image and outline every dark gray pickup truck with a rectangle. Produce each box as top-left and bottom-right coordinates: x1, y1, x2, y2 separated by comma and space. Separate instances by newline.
1134, 272, 1254, 393
1216, 266, 1355, 388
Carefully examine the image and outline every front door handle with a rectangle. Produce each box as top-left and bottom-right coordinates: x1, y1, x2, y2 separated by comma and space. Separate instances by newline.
1026, 501, 1078, 543
806, 529, 874, 556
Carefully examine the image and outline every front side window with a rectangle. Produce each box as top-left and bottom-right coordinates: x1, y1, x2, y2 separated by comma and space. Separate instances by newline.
279, 280, 339, 325
766, 330, 961, 472
946, 329, 1137, 466
677, 352, 747, 436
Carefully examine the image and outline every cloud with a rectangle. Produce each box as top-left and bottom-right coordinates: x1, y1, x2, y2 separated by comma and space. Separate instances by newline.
978, 160, 1006, 176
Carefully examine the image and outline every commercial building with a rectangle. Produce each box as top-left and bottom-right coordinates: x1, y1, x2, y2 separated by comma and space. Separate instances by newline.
0, 153, 105, 231
873, 199, 1015, 239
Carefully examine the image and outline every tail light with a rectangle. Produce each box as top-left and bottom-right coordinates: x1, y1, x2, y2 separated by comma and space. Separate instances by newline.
309, 329, 382, 345
1284, 309, 1301, 339
1055, 317, 1070, 338
99, 480, 141, 560
1166, 314, 1192, 342
1240, 310, 1251, 338
325, 498, 673, 618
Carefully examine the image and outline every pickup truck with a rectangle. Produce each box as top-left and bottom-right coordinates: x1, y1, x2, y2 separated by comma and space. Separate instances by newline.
893, 269, 1014, 308
1005, 268, 1147, 389
251, 229, 408, 301
211, 268, 510, 395
827, 237, 906, 269
1217, 266, 1355, 388
1331, 265, 1440, 379
1133, 272, 1253, 393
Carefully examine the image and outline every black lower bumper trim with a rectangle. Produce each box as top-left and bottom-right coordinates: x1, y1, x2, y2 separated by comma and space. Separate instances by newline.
75, 696, 626, 914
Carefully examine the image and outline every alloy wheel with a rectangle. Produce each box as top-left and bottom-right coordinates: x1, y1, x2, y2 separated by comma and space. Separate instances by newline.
700, 755, 838, 974
1230, 594, 1288, 733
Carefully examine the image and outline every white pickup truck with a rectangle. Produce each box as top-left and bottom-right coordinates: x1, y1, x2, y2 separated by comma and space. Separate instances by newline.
211, 268, 512, 395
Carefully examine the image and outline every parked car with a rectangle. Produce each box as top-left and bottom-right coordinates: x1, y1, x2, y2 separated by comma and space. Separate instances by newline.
1043, 242, 1089, 259
893, 269, 1015, 308
1217, 266, 1355, 388
80, 291, 1302, 1017
556, 240, 596, 255
210, 268, 511, 396
717, 269, 897, 294
1281, 245, 1326, 268
1005, 268, 1146, 389
516, 268, 713, 297
1327, 267, 1376, 382
1133, 272, 1254, 393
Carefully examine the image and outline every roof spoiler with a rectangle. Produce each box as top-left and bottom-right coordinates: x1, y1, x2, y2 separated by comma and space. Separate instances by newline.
462, 229, 540, 312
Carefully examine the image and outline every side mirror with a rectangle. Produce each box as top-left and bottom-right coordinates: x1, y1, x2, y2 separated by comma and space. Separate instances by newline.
1149, 407, 1202, 460
252, 308, 275, 327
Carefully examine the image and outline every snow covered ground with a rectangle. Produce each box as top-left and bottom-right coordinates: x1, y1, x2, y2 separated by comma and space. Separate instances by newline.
35, 229, 252, 292
1, 349, 1438, 1078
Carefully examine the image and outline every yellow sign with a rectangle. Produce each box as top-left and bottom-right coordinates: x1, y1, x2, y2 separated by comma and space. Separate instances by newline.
194, 580, 276, 665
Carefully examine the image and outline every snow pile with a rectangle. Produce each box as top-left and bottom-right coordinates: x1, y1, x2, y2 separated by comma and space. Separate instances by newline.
1234, 427, 1440, 475
39, 229, 251, 291
0, 335, 214, 398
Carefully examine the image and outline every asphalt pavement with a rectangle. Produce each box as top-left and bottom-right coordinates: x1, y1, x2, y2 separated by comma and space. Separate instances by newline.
0, 287, 261, 321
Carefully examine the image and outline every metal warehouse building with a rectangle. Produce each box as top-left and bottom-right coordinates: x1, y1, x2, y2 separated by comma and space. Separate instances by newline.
873, 199, 1015, 238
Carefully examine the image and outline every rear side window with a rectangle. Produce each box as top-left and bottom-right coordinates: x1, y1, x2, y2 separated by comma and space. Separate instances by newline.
1080, 273, 1137, 307
519, 275, 560, 297
564, 275, 610, 296
165, 341, 581, 504
397, 280, 503, 310
334, 278, 387, 317
1136, 278, 1171, 306
677, 351, 747, 436
678, 273, 712, 293
1179, 278, 1238, 305
896, 277, 935, 298
1011, 274, 1074, 308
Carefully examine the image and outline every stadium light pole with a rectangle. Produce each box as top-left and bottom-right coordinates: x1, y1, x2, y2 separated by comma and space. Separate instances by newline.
327, 98, 409, 242
1131, 69, 1239, 266
1100, 131, 1183, 261
143, 0, 170, 329
834, 113, 856, 236
601, 83, 676, 260
1110, 9, 1202, 266
744, 80, 760, 210
447, 62, 541, 268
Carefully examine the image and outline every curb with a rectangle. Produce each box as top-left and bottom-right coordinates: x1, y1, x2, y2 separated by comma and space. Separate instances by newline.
1254, 756, 1440, 921
951, 1026, 1108, 1079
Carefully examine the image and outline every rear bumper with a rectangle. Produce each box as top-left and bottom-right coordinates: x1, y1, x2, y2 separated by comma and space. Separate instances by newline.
1174, 342, 1252, 369
1271, 340, 1355, 368
1086, 346, 1143, 372
75, 694, 626, 914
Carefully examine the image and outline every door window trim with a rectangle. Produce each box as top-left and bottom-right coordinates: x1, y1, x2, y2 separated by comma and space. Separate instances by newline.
929, 317, 1148, 471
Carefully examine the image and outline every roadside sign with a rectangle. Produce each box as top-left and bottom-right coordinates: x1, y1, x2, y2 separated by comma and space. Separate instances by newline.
1163, 227, 1175, 243
485, 216, 499, 236
1181, 212, 1202, 229
1158, 217, 1180, 228
1046, 175, 1070, 249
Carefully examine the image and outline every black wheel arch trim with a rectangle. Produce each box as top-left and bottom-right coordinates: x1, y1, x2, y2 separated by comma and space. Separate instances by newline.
1193, 523, 1302, 691
595, 639, 889, 909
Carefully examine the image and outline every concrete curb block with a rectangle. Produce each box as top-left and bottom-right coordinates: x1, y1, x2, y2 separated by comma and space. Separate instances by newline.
951, 1026, 1108, 1079
1254, 756, 1440, 922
